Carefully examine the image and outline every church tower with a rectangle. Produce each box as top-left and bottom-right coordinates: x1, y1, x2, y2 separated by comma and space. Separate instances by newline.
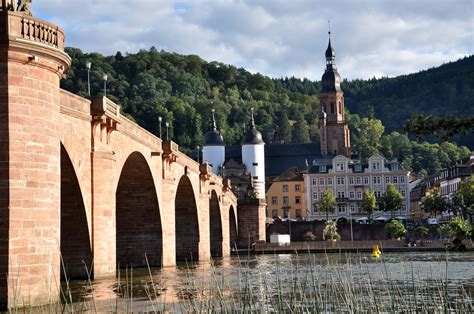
319, 30, 351, 157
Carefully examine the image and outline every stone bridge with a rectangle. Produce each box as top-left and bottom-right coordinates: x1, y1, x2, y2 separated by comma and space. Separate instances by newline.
0, 11, 265, 309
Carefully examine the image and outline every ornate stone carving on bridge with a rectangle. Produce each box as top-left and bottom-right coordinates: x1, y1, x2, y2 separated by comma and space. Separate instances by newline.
199, 163, 211, 182
223, 178, 232, 192
91, 96, 120, 152
1, 1, 32, 15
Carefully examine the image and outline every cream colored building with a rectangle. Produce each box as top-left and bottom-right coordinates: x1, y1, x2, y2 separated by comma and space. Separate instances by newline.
266, 168, 306, 220
304, 155, 410, 221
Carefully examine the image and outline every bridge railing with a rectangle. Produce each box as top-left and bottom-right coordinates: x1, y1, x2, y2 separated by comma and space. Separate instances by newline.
1, 11, 65, 50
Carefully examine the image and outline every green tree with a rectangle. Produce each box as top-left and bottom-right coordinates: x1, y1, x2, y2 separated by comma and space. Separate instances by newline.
322, 220, 340, 241
276, 111, 292, 143
415, 226, 429, 240
379, 184, 404, 219
422, 188, 449, 217
452, 177, 474, 219
360, 190, 377, 222
291, 113, 310, 143
353, 117, 385, 158
437, 216, 472, 243
385, 220, 407, 239
316, 190, 336, 221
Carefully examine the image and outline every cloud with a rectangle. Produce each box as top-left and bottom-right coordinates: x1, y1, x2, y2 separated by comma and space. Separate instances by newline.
34, 0, 473, 80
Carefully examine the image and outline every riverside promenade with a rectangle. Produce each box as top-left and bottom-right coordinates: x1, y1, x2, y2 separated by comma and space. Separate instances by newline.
253, 240, 474, 254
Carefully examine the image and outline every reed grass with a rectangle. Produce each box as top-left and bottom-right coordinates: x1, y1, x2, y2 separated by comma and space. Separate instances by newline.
8, 251, 474, 313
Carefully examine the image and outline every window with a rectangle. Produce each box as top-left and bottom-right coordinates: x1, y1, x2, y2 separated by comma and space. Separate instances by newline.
272, 210, 278, 218
295, 196, 301, 204
338, 102, 342, 114
374, 190, 382, 198
401, 205, 407, 212
401, 190, 406, 197
331, 102, 335, 114
319, 178, 325, 185
252, 162, 258, 166
337, 177, 345, 185
337, 191, 345, 198
295, 184, 301, 192
295, 209, 301, 218
312, 178, 317, 186
400, 176, 405, 183
356, 177, 362, 185
283, 196, 289, 205
336, 163, 345, 171
392, 164, 399, 170
357, 191, 362, 199
312, 192, 318, 201
364, 177, 369, 185
385, 176, 390, 184
373, 176, 381, 185
282, 185, 289, 192
372, 162, 381, 170
320, 191, 324, 199
327, 178, 333, 185
355, 164, 362, 172
349, 191, 355, 199
271, 196, 277, 205
338, 204, 345, 213
350, 204, 356, 213
392, 176, 398, 184
320, 165, 326, 173
349, 177, 354, 185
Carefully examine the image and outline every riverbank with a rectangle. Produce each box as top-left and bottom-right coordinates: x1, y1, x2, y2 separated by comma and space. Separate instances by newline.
251, 239, 474, 254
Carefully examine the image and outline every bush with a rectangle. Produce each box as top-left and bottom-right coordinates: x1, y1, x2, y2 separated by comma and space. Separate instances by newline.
303, 231, 317, 241
385, 220, 407, 239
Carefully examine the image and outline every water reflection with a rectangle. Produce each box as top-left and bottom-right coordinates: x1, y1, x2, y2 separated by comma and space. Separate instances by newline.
61, 252, 474, 312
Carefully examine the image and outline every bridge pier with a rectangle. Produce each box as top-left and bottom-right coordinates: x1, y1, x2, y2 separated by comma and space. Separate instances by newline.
0, 11, 71, 308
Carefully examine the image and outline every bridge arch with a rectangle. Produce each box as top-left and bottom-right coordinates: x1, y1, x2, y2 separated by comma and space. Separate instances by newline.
229, 205, 238, 251
175, 175, 200, 262
116, 151, 162, 268
209, 190, 223, 257
60, 143, 92, 279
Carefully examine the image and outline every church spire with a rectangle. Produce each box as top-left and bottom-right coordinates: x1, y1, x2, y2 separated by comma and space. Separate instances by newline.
325, 21, 336, 64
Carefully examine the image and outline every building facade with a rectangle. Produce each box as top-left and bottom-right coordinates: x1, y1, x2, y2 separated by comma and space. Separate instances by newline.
266, 168, 306, 220
410, 153, 473, 222
305, 155, 410, 221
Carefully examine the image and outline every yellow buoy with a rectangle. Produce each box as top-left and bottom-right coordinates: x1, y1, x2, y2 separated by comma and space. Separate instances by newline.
371, 244, 381, 258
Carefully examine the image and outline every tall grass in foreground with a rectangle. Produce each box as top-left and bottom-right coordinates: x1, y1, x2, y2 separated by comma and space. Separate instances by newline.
10, 251, 474, 313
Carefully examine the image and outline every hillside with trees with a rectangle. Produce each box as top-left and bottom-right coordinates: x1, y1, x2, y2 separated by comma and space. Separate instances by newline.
60, 48, 472, 175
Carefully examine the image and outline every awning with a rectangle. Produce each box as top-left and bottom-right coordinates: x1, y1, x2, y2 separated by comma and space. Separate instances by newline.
356, 217, 369, 221
374, 216, 390, 222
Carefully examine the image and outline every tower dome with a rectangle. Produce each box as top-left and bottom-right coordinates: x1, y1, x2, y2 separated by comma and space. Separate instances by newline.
242, 109, 264, 145
321, 31, 342, 92
203, 111, 224, 146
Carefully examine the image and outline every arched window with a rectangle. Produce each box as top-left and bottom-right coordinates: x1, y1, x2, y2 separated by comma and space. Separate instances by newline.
338, 102, 342, 114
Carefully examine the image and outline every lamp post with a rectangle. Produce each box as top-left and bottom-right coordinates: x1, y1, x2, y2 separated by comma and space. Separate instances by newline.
349, 207, 354, 244
196, 145, 200, 163
85, 61, 91, 96
165, 121, 169, 141
103, 74, 108, 97
158, 116, 162, 139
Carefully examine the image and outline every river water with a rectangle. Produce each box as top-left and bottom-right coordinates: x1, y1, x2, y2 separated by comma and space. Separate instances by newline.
61, 252, 474, 312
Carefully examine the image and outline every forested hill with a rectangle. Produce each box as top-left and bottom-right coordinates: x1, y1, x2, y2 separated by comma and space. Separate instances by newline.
341, 56, 474, 141
60, 48, 472, 174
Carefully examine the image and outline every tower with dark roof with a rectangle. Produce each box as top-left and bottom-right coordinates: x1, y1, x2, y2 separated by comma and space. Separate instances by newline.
203, 109, 225, 174
319, 30, 351, 157
241, 108, 266, 199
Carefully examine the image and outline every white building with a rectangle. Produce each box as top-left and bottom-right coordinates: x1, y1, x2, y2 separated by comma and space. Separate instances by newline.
304, 154, 410, 221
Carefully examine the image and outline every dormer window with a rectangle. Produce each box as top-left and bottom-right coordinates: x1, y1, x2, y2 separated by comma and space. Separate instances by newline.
320, 165, 326, 173
354, 164, 362, 172
372, 162, 381, 171
336, 163, 345, 172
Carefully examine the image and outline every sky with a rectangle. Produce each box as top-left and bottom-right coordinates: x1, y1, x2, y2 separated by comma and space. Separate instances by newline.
34, 0, 473, 81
